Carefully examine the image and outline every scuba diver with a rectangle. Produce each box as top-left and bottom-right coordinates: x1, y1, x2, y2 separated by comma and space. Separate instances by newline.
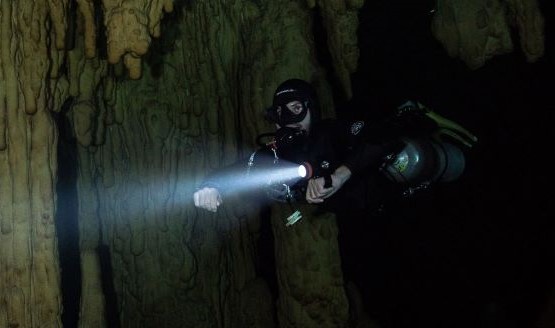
193, 79, 477, 221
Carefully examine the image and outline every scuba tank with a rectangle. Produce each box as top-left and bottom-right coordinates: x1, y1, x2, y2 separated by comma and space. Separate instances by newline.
380, 137, 466, 196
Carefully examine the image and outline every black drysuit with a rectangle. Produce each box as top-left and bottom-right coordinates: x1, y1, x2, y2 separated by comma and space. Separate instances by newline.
199, 108, 438, 214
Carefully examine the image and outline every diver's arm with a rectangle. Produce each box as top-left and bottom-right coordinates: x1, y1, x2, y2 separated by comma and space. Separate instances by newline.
306, 165, 351, 203
304, 119, 399, 202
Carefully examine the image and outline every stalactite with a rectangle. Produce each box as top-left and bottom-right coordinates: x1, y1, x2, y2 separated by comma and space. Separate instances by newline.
505, 0, 545, 62
432, 0, 514, 69
66, 19, 109, 147
432, 0, 544, 69
315, 0, 365, 99
77, 0, 98, 58
101, 0, 174, 79
48, 0, 69, 50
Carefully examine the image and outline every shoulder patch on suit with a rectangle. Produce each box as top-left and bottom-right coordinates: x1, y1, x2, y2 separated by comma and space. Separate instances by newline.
350, 121, 365, 135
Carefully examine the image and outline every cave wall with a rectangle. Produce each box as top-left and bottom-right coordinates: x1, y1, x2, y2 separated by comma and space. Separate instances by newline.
0, 0, 547, 327
0, 1, 66, 327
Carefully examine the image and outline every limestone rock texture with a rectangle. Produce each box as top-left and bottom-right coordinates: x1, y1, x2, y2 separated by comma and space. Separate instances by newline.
271, 204, 349, 327
1, 1, 66, 327
432, 0, 545, 69
0, 0, 547, 328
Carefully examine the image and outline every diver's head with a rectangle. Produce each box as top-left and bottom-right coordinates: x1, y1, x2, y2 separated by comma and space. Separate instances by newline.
265, 79, 320, 134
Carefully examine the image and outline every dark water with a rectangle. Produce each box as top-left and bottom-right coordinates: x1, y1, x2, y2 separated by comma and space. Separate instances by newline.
337, 1, 555, 327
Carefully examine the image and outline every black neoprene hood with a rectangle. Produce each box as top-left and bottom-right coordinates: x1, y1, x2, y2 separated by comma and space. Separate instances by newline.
267, 79, 319, 125
273, 79, 316, 107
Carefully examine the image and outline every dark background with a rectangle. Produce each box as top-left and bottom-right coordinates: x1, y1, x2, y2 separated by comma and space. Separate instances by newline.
337, 1, 555, 327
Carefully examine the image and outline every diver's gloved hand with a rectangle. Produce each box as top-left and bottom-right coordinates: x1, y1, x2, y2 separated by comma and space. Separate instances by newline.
306, 165, 352, 203
400, 101, 478, 147
193, 187, 222, 212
